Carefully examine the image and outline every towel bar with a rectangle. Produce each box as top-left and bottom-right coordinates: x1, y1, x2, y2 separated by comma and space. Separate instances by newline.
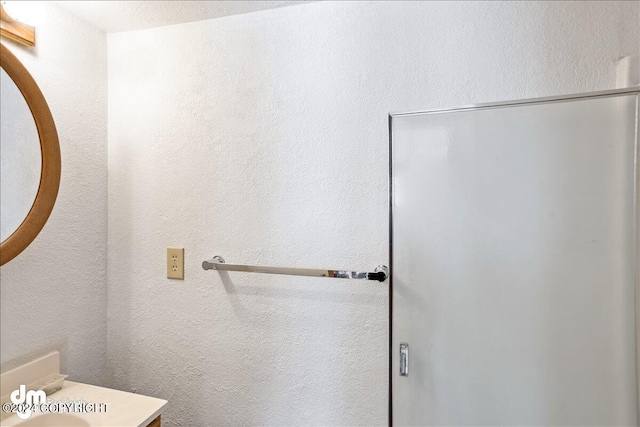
202, 256, 389, 282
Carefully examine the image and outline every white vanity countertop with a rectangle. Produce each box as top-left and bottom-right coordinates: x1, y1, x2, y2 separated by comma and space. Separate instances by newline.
1, 381, 167, 427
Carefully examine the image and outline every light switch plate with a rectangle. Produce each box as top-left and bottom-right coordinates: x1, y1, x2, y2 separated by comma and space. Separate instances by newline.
167, 247, 184, 279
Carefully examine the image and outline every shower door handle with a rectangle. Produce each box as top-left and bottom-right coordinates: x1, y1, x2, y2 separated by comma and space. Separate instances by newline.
399, 343, 409, 376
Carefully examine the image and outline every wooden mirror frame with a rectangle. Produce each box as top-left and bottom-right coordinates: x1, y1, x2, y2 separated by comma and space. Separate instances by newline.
0, 43, 60, 265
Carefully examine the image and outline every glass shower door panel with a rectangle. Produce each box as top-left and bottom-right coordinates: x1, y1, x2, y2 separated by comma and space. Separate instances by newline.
391, 93, 638, 426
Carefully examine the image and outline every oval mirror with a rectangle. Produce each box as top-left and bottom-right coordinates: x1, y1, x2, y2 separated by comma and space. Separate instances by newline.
0, 43, 60, 265
1, 67, 40, 241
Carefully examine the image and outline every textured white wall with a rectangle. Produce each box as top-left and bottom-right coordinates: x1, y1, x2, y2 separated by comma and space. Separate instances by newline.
0, 3, 108, 384
107, 2, 638, 425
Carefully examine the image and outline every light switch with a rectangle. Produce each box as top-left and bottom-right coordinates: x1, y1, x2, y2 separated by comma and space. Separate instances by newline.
167, 247, 184, 279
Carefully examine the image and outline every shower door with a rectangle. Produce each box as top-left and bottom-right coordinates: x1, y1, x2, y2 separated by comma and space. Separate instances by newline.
390, 89, 639, 426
